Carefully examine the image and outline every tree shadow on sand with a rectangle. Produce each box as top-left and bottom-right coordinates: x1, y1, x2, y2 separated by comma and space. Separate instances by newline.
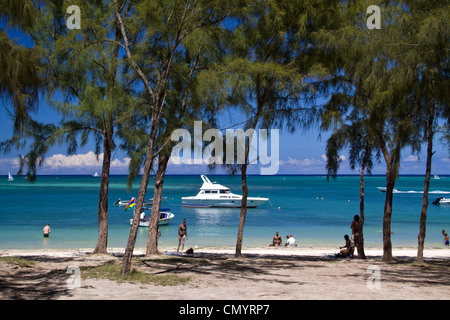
0, 268, 72, 299
139, 253, 450, 289
0, 256, 79, 300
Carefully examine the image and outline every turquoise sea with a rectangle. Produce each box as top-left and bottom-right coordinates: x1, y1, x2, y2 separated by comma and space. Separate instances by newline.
0, 174, 449, 250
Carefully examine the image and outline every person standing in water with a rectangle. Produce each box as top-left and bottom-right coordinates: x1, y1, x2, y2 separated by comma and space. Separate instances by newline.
43, 224, 51, 237
177, 219, 188, 252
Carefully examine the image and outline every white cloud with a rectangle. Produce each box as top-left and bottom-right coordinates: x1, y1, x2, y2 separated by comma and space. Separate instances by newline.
0, 157, 19, 168
44, 151, 130, 169
45, 151, 100, 169
111, 157, 131, 168
404, 155, 419, 162
321, 154, 346, 161
278, 156, 322, 167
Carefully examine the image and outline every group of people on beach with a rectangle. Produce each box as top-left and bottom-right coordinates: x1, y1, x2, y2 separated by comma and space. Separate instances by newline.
268, 214, 364, 258
269, 232, 297, 247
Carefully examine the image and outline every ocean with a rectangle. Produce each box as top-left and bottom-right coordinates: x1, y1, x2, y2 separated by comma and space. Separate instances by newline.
0, 174, 449, 251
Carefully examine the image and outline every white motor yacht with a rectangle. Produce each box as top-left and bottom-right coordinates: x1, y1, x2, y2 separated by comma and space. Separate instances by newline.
182, 175, 269, 208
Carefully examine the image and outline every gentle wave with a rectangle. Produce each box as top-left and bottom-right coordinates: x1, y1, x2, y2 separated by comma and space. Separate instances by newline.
393, 190, 450, 194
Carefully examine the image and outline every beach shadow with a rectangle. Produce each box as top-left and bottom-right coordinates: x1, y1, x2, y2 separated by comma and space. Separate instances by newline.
377, 258, 450, 287
139, 252, 450, 291
139, 252, 330, 286
0, 267, 72, 300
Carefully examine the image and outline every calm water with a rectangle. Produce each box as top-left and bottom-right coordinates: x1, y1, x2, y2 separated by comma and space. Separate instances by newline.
0, 174, 449, 250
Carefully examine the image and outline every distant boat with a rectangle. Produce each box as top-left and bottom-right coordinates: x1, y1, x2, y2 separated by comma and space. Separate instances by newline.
434, 174, 440, 180
92, 172, 100, 177
114, 197, 165, 206
130, 210, 174, 227
377, 187, 400, 193
432, 197, 450, 205
7, 171, 14, 182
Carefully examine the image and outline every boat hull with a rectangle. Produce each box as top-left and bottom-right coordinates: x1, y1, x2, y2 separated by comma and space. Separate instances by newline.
129, 212, 174, 227
116, 198, 156, 206
433, 197, 450, 205
181, 197, 268, 208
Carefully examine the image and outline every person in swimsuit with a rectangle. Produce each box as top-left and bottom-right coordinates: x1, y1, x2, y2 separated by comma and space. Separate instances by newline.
339, 234, 354, 257
269, 231, 282, 246
350, 215, 362, 257
43, 224, 51, 237
443, 233, 449, 246
177, 219, 188, 252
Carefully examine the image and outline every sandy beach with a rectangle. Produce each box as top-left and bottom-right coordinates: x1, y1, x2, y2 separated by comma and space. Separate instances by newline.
1, 246, 449, 301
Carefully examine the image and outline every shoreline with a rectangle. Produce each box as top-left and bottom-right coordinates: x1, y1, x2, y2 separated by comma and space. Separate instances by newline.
2, 245, 449, 259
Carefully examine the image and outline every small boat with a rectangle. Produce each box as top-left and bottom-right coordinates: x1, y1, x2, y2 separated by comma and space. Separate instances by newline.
92, 172, 100, 177
7, 171, 14, 182
130, 210, 175, 227
377, 187, 400, 193
432, 197, 450, 205
434, 174, 440, 180
182, 174, 269, 208
114, 197, 165, 206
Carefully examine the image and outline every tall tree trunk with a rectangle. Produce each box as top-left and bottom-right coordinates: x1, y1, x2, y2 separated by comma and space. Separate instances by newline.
382, 165, 396, 261
146, 153, 170, 256
357, 144, 369, 259
417, 113, 434, 263
121, 118, 158, 275
235, 80, 262, 258
378, 134, 394, 261
235, 165, 249, 258
93, 128, 113, 254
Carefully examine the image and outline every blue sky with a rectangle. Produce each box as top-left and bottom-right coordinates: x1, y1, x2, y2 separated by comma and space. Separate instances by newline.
1, 97, 449, 176
1, 20, 448, 177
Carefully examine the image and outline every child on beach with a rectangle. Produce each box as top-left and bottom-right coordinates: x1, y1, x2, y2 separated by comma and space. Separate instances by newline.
443, 233, 449, 246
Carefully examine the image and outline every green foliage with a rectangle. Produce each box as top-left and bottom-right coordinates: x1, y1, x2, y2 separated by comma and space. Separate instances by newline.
316, 0, 449, 180
82, 260, 190, 286
0, 6, 43, 133
0, 256, 37, 267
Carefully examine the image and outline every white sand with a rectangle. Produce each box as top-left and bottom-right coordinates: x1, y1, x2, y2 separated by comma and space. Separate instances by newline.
1, 246, 449, 300
3, 245, 449, 258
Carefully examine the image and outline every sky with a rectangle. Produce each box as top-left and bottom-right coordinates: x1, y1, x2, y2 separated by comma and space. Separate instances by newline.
1, 98, 448, 176
0, 16, 448, 177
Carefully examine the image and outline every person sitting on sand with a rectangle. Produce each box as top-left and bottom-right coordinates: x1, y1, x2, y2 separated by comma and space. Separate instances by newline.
285, 234, 297, 247
339, 234, 354, 257
43, 224, 51, 238
269, 231, 282, 246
